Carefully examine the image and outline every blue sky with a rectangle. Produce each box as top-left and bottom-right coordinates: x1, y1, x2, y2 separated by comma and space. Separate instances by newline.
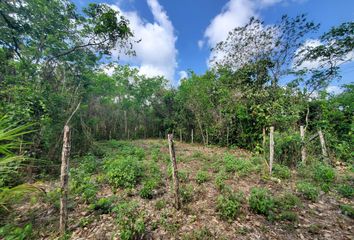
75, 0, 354, 90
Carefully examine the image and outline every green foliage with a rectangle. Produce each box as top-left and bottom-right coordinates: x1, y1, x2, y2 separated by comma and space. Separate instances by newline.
181, 227, 214, 240
215, 171, 227, 191
180, 184, 194, 204
114, 201, 145, 240
273, 131, 301, 167
313, 163, 336, 183
89, 197, 114, 214
168, 167, 189, 182
249, 187, 275, 216
139, 179, 158, 199
216, 190, 244, 221
104, 156, 142, 189
296, 181, 320, 201
0, 224, 32, 240
337, 184, 354, 199
155, 199, 167, 210
195, 171, 209, 184
223, 154, 254, 175
340, 204, 354, 219
272, 164, 291, 179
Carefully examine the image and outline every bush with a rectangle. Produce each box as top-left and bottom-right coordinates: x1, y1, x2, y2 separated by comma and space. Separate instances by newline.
296, 181, 319, 201
180, 184, 194, 204
89, 197, 114, 214
337, 184, 354, 199
223, 154, 253, 175
168, 167, 189, 182
216, 191, 244, 221
272, 164, 291, 179
313, 163, 336, 183
151, 148, 160, 162
340, 204, 354, 219
182, 227, 214, 240
249, 188, 275, 216
139, 179, 158, 199
215, 171, 227, 191
195, 171, 209, 184
0, 224, 32, 240
155, 199, 167, 210
272, 131, 301, 167
104, 156, 142, 189
114, 201, 145, 240
276, 192, 301, 210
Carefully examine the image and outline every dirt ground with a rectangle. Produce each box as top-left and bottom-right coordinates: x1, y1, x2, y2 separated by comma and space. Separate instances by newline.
9, 139, 354, 239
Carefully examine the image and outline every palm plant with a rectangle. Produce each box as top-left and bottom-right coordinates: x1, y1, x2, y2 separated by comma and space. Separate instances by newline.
0, 115, 39, 211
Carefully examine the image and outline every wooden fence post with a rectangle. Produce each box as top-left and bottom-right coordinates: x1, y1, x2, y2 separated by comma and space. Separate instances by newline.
124, 110, 127, 139
60, 125, 70, 234
206, 130, 209, 146
318, 130, 328, 161
191, 129, 194, 144
167, 134, 181, 210
262, 127, 266, 157
269, 126, 274, 175
300, 126, 306, 164
227, 126, 229, 147
179, 129, 182, 142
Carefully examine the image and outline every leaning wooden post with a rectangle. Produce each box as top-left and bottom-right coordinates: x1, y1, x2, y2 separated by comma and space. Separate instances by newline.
167, 134, 181, 210
300, 126, 306, 164
269, 126, 274, 175
318, 129, 328, 161
191, 129, 194, 144
60, 125, 71, 234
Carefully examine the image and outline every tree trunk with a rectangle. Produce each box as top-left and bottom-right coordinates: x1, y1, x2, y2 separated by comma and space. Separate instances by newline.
300, 126, 306, 164
167, 134, 181, 210
269, 126, 274, 175
179, 129, 182, 142
60, 125, 70, 234
262, 127, 266, 157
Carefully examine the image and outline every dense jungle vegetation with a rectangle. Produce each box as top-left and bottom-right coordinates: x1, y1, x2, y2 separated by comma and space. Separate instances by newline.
0, 0, 353, 239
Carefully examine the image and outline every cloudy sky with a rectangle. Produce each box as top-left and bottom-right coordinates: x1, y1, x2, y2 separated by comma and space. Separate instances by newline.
75, 0, 354, 90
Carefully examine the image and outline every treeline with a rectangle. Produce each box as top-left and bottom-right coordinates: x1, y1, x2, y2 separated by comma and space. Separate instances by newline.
0, 0, 353, 186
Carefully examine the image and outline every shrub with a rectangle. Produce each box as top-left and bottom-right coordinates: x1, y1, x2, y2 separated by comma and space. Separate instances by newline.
313, 163, 336, 183
249, 188, 275, 216
181, 227, 214, 240
151, 148, 160, 162
223, 154, 253, 175
195, 171, 209, 184
215, 171, 227, 191
89, 197, 114, 214
168, 167, 189, 182
155, 199, 167, 210
272, 164, 291, 179
104, 156, 142, 189
278, 211, 298, 222
216, 191, 244, 221
296, 181, 319, 201
180, 184, 194, 204
337, 184, 354, 199
276, 192, 301, 210
340, 204, 354, 219
139, 179, 158, 199
0, 224, 32, 240
114, 201, 145, 240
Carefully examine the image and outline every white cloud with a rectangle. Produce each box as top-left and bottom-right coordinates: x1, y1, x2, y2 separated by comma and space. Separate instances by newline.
201, 0, 286, 67
197, 40, 204, 49
326, 85, 343, 95
110, 0, 177, 82
294, 39, 354, 70
178, 70, 188, 80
